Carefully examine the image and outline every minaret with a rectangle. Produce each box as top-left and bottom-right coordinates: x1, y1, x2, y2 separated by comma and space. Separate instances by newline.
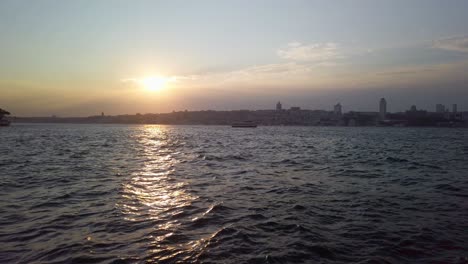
334, 103, 342, 116
379, 98, 387, 120
276, 101, 282, 111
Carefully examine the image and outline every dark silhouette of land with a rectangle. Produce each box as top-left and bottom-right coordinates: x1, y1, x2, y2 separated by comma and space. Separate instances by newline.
0, 108, 11, 126
8, 100, 468, 127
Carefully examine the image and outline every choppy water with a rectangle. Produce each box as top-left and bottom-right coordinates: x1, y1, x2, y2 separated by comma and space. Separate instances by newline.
1, 124, 467, 264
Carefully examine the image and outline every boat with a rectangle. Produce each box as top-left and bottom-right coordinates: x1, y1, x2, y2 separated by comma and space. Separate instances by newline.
231, 121, 257, 128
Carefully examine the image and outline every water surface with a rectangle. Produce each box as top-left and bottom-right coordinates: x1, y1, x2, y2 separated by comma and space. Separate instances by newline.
1, 124, 467, 263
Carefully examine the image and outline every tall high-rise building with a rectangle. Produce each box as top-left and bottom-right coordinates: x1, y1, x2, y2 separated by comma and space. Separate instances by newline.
334, 103, 342, 115
276, 101, 282, 111
452, 104, 457, 113
436, 104, 445, 113
379, 98, 387, 120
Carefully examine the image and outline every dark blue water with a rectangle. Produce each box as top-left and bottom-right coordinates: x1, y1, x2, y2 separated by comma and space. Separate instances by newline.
1, 124, 467, 263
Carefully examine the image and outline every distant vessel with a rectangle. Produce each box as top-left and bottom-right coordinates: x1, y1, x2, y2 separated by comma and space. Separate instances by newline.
231, 121, 257, 128
0, 108, 11, 127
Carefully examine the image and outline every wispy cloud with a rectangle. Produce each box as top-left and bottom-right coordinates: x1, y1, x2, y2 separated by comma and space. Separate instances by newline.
433, 35, 468, 52
220, 62, 314, 83
121, 78, 139, 83
121, 76, 179, 86
121, 42, 345, 88
204, 42, 344, 85
376, 68, 435, 76
277, 42, 343, 63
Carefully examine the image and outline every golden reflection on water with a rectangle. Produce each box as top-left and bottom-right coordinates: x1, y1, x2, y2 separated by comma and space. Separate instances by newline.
118, 125, 196, 234
116, 125, 222, 262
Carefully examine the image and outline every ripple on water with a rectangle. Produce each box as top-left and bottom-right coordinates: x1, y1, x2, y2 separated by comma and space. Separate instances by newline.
0, 125, 467, 263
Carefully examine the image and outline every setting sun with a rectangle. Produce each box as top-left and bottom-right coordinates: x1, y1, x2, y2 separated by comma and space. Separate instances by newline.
139, 76, 170, 91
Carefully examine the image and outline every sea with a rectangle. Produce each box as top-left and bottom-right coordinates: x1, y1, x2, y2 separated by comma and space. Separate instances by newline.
1, 124, 467, 264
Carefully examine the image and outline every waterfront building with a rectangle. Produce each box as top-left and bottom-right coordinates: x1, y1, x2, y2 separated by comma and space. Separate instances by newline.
406, 105, 427, 119
276, 101, 282, 111
334, 103, 342, 116
436, 104, 446, 113
452, 104, 457, 113
379, 98, 387, 120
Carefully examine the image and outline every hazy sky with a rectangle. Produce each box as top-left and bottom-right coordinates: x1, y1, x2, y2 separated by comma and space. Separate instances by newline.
1, 0, 468, 116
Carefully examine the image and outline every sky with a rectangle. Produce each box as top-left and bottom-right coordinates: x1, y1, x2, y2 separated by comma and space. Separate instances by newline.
1, 0, 468, 116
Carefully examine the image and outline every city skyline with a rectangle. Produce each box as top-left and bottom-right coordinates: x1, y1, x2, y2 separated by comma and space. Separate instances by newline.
10, 97, 468, 118
1, 0, 468, 116
4, 92, 466, 118
13, 95, 466, 127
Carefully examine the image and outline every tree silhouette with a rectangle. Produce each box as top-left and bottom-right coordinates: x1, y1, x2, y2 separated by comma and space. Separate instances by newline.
0, 108, 11, 115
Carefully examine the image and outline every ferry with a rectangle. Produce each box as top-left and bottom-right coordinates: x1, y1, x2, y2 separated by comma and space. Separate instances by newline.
231, 121, 257, 128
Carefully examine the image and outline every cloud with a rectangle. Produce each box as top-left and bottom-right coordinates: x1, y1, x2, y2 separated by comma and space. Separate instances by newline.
121, 76, 177, 83
220, 62, 313, 83
160, 62, 318, 87
376, 68, 435, 76
433, 36, 468, 52
277, 42, 343, 62
232, 62, 312, 76
121, 78, 139, 83
121, 76, 179, 87
120, 42, 345, 88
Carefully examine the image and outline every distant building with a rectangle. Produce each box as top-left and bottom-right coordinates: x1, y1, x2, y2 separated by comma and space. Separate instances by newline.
290, 107, 301, 111
379, 98, 387, 120
436, 104, 445, 113
334, 103, 342, 116
406, 105, 427, 119
463, 112, 468, 121
101, 112, 105, 117
276, 101, 282, 111
345, 111, 378, 126
452, 104, 457, 113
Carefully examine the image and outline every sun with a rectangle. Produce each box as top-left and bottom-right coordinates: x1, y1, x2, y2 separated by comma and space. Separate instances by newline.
139, 76, 170, 91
